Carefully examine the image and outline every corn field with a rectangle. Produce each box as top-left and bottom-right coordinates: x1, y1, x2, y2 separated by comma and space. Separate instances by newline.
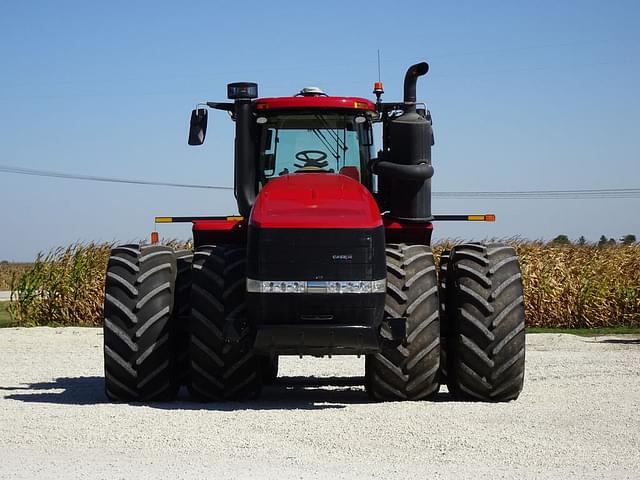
0, 262, 31, 290
517, 243, 640, 328
8, 243, 112, 327
6, 240, 640, 328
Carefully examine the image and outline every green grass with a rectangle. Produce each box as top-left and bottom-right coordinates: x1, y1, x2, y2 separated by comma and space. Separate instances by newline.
527, 326, 640, 336
0, 303, 16, 328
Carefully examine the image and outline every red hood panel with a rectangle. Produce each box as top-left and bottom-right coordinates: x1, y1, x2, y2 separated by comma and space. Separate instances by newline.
250, 174, 382, 229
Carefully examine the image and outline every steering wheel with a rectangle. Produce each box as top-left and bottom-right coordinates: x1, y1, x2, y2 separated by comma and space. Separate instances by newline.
294, 150, 329, 171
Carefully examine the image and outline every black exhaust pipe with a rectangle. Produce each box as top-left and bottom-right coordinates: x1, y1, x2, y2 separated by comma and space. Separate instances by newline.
403, 62, 429, 110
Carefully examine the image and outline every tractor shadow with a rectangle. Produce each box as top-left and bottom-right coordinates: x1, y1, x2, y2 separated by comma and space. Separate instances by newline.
1, 377, 108, 406
2, 375, 450, 410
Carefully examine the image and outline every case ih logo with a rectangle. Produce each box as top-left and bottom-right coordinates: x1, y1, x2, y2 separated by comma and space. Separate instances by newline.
332, 254, 353, 262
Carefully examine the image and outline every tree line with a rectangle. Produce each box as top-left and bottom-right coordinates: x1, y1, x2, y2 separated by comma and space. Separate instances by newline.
549, 234, 636, 246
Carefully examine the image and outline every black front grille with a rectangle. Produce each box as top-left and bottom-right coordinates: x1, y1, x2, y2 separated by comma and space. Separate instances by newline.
247, 226, 386, 281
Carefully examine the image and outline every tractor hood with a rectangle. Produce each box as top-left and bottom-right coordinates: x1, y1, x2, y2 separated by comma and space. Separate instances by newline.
249, 173, 382, 229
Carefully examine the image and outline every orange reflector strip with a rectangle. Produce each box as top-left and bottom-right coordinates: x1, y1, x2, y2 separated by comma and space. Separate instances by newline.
468, 214, 496, 222
150, 231, 159, 245
226, 216, 244, 222
353, 101, 369, 109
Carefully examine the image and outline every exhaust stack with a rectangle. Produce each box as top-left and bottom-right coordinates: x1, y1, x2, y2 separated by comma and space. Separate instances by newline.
403, 62, 429, 109
373, 62, 434, 222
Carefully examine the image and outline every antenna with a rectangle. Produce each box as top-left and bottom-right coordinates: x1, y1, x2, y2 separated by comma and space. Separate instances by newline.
373, 49, 384, 107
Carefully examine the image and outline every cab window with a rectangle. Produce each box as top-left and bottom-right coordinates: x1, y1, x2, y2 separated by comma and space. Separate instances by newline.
257, 113, 373, 186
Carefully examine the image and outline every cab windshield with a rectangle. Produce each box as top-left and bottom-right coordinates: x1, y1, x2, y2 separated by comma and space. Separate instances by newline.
257, 113, 373, 185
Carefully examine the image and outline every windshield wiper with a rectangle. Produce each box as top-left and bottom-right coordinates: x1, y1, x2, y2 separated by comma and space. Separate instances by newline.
310, 128, 340, 161
314, 114, 348, 155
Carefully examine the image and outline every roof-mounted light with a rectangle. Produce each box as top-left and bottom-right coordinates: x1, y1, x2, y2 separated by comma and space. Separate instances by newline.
227, 82, 258, 100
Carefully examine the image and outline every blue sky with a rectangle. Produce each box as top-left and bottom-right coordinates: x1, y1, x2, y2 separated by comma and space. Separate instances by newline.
1, 1, 639, 260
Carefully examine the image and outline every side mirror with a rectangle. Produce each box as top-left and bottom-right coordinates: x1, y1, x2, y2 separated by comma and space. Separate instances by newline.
188, 108, 208, 145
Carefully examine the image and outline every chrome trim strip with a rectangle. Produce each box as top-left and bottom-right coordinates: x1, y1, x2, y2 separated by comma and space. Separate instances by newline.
246, 279, 386, 294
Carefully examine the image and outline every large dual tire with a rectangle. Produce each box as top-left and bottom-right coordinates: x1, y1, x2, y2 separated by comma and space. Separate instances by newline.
445, 243, 526, 401
188, 245, 263, 401
365, 244, 441, 401
103, 245, 177, 401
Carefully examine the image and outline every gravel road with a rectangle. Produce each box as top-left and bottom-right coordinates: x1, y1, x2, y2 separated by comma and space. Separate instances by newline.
1, 328, 639, 479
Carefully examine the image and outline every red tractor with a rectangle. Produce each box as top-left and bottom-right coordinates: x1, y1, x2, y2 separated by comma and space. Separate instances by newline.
103, 62, 526, 402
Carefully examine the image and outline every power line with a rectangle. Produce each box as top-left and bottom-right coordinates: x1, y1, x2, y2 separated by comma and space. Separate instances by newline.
1, 164, 639, 199
0, 165, 232, 191
434, 188, 640, 199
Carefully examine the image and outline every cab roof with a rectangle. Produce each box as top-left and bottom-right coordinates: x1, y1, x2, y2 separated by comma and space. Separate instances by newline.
255, 96, 376, 112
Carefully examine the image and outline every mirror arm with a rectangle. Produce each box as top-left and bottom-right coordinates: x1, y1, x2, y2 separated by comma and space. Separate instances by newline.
206, 102, 234, 112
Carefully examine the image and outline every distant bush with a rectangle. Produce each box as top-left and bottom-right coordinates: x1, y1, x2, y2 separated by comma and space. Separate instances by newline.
549, 234, 571, 245
7, 240, 640, 329
621, 234, 636, 245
